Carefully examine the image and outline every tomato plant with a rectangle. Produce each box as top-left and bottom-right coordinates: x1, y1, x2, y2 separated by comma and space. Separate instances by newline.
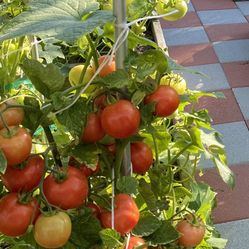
34, 212, 72, 248
0, 193, 38, 237
176, 215, 206, 247
1, 155, 44, 192
0, 126, 32, 166
131, 142, 153, 174
0, 0, 234, 248
144, 85, 180, 117
0, 99, 24, 129
100, 194, 139, 235
43, 166, 89, 209
100, 100, 140, 139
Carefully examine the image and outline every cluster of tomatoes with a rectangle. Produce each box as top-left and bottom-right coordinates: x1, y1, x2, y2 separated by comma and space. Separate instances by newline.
0, 54, 205, 249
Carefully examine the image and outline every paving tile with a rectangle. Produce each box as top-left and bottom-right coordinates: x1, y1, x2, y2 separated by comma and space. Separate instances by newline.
216, 219, 249, 249
160, 12, 201, 29
168, 44, 218, 66
233, 87, 249, 120
163, 27, 209, 46
188, 1, 195, 12
236, 2, 249, 16
213, 39, 249, 63
205, 23, 249, 42
186, 89, 243, 124
222, 61, 249, 88
197, 164, 249, 224
198, 9, 247, 25
246, 120, 249, 129
201, 122, 249, 168
191, 0, 237, 11
178, 64, 230, 91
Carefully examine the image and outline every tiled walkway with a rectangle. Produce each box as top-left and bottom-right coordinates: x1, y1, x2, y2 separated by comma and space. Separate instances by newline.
161, 1, 249, 248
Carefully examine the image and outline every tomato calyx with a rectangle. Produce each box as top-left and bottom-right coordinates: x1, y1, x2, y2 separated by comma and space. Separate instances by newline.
17, 192, 34, 205
0, 126, 19, 138
52, 168, 68, 183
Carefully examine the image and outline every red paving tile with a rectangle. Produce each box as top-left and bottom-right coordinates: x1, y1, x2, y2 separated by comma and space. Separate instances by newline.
246, 16, 249, 22
168, 44, 218, 66
186, 89, 244, 124
197, 164, 249, 224
246, 120, 249, 129
160, 12, 201, 29
205, 23, 249, 42
222, 61, 249, 88
191, 0, 237, 11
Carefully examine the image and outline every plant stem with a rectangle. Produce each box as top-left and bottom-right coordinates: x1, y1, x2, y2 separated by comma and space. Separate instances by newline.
151, 131, 159, 166
0, 112, 11, 134
168, 143, 192, 165
42, 125, 63, 167
86, 34, 99, 69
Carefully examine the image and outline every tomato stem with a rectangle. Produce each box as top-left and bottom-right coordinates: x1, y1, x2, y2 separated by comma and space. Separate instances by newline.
151, 130, 159, 166
86, 34, 99, 69
42, 125, 63, 168
0, 111, 11, 134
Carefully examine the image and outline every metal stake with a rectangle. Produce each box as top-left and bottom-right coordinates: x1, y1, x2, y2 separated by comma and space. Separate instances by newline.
113, 0, 131, 176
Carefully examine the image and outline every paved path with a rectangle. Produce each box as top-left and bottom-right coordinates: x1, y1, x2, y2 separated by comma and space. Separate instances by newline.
161, 1, 249, 248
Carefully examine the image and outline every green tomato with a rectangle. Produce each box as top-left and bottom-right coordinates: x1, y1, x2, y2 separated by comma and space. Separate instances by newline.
69, 65, 94, 86
160, 73, 187, 95
156, 0, 188, 21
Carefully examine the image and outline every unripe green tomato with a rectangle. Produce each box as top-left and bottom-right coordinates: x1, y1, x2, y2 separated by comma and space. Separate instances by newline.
156, 0, 188, 21
160, 73, 187, 95
69, 65, 94, 86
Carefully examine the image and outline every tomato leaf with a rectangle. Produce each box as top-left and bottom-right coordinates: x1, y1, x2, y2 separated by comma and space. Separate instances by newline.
0, 0, 113, 43
21, 58, 65, 98
57, 98, 88, 137
116, 176, 138, 195
0, 149, 7, 174
133, 211, 162, 237
39, 43, 65, 64
99, 228, 121, 248
131, 90, 146, 106
206, 237, 227, 249
99, 69, 130, 89
147, 221, 179, 245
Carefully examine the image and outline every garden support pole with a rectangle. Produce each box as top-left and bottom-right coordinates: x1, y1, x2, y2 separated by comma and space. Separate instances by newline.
113, 0, 131, 176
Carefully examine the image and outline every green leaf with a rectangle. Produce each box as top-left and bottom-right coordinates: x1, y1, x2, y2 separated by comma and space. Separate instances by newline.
116, 176, 138, 195
213, 157, 235, 189
0, 0, 113, 43
21, 59, 65, 97
39, 43, 65, 63
100, 69, 130, 89
138, 179, 158, 214
206, 237, 227, 249
147, 221, 179, 245
70, 144, 101, 169
57, 98, 88, 137
0, 149, 7, 174
99, 228, 121, 248
131, 90, 146, 106
133, 211, 162, 237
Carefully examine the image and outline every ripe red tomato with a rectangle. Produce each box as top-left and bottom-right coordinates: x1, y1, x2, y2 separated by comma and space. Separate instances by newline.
1, 156, 44, 192
31, 197, 41, 224
94, 94, 107, 110
98, 55, 116, 77
43, 166, 89, 210
100, 100, 140, 139
87, 203, 101, 219
0, 99, 24, 130
131, 142, 153, 174
0, 126, 32, 166
176, 216, 205, 247
69, 157, 100, 177
0, 193, 37, 237
125, 236, 147, 249
144, 85, 180, 117
34, 212, 72, 248
82, 112, 105, 143
100, 193, 139, 234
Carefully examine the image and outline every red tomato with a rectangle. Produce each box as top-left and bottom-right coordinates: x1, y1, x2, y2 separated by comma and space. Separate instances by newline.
43, 166, 89, 210
176, 216, 205, 247
31, 197, 41, 224
94, 94, 107, 110
131, 142, 153, 174
98, 55, 116, 77
125, 236, 147, 249
87, 203, 101, 219
0, 99, 24, 130
0, 126, 32, 166
100, 100, 140, 139
82, 112, 105, 143
0, 193, 37, 237
1, 156, 44, 192
144, 85, 180, 117
100, 193, 139, 234
69, 157, 100, 177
